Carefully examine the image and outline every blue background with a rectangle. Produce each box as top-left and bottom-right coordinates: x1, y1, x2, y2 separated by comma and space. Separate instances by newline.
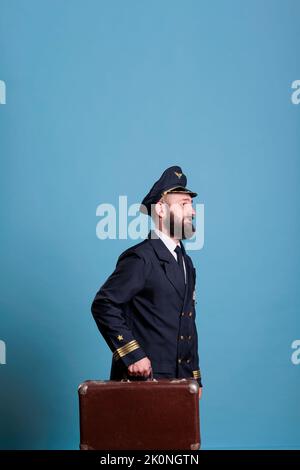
0, 0, 299, 449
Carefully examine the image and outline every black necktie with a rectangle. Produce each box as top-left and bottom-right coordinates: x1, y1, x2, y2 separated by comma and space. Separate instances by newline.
174, 245, 185, 282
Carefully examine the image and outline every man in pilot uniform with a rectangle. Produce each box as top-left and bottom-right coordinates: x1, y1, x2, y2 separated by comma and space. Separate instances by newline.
91, 166, 202, 397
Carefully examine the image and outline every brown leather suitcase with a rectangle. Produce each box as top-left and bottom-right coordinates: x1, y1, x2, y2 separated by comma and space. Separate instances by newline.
78, 378, 200, 450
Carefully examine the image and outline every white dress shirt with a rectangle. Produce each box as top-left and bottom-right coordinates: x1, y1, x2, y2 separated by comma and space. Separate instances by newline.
153, 228, 187, 283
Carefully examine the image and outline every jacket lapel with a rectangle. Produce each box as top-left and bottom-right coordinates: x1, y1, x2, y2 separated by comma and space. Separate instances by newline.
180, 242, 194, 306
148, 230, 185, 299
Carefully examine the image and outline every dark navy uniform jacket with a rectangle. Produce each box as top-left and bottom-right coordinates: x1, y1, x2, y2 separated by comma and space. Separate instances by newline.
91, 230, 202, 386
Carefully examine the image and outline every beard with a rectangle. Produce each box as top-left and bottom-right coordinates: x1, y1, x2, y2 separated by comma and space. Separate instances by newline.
164, 210, 196, 240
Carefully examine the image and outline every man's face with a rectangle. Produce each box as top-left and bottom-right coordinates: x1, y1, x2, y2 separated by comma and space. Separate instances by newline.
161, 193, 196, 240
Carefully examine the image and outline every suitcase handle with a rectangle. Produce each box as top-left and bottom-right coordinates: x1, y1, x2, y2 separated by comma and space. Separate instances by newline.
121, 367, 156, 382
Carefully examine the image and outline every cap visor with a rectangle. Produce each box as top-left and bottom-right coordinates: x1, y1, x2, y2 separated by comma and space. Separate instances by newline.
166, 186, 197, 198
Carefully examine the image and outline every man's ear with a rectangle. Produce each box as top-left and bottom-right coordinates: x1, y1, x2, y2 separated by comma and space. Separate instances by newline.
154, 201, 163, 217
154, 200, 165, 218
